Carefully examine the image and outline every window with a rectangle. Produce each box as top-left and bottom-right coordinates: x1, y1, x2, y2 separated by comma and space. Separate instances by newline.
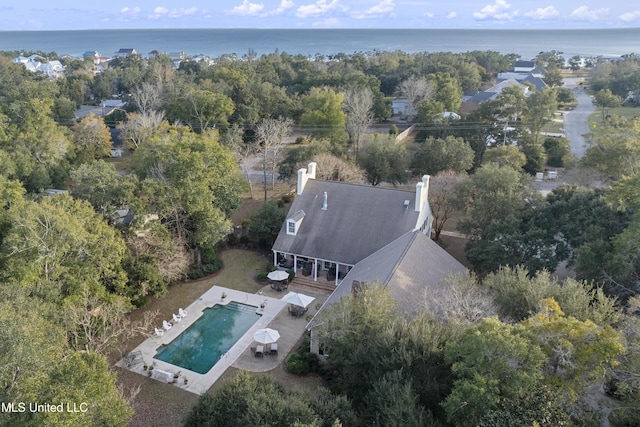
287, 221, 296, 234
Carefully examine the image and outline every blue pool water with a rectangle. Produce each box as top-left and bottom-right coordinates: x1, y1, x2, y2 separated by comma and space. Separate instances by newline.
155, 302, 260, 374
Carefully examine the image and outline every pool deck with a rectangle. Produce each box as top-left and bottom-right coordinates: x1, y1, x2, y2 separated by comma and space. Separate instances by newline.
118, 283, 328, 395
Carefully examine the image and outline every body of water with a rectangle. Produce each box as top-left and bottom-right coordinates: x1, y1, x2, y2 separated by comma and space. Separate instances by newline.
1, 28, 639, 60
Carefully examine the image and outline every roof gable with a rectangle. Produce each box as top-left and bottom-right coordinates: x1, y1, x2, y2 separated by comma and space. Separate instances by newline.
273, 180, 420, 265
308, 230, 468, 322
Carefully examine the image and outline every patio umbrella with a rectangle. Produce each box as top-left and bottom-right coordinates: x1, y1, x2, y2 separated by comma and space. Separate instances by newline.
267, 270, 289, 281
253, 328, 280, 344
281, 292, 315, 308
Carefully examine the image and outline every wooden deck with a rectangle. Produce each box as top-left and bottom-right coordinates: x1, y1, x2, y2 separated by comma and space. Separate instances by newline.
291, 275, 336, 295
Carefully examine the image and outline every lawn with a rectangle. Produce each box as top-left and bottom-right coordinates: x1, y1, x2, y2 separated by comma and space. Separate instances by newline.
200, 248, 272, 292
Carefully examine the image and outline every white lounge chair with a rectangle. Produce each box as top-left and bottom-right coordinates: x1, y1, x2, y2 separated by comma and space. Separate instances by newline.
179, 308, 187, 318
172, 313, 182, 323
162, 320, 173, 331
155, 327, 164, 337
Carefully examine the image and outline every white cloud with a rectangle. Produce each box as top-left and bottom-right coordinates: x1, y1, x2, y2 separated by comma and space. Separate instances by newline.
473, 0, 514, 20
446, 11, 457, 19
423, 12, 434, 18
228, 0, 265, 16
619, 10, 640, 22
366, 0, 395, 15
296, 0, 341, 18
524, 6, 559, 20
569, 6, 609, 21
263, 0, 295, 16
149, 6, 198, 19
352, 0, 395, 19
120, 6, 141, 16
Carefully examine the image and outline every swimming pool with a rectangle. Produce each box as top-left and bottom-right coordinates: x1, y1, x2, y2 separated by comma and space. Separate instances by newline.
154, 302, 260, 374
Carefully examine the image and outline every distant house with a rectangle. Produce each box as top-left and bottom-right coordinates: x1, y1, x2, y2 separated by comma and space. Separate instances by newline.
40, 60, 65, 78
115, 48, 137, 57
497, 62, 547, 92
43, 189, 68, 196
272, 163, 435, 287
148, 50, 163, 59
461, 78, 529, 113
13, 56, 65, 79
514, 60, 536, 72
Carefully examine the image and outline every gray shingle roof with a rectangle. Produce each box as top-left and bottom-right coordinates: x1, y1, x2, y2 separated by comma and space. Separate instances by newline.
273, 179, 420, 265
308, 230, 468, 323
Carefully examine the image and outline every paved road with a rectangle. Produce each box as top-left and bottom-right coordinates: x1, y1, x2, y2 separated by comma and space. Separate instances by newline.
562, 77, 595, 158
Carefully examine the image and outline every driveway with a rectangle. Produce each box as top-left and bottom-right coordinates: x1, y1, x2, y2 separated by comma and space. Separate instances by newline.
562, 77, 595, 158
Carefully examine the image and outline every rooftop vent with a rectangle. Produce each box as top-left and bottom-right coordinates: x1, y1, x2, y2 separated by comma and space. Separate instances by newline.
403, 199, 410, 208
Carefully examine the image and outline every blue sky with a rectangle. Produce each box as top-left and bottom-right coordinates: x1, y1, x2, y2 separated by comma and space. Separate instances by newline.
2, 1, 640, 31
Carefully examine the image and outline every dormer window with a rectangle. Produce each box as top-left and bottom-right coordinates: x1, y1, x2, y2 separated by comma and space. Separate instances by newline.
286, 210, 305, 236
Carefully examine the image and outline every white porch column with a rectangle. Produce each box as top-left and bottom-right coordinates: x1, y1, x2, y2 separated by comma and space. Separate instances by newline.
293, 255, 297, 273
314, 259, 318, 281
273, 251, 277, 266
335, 263, 339, 285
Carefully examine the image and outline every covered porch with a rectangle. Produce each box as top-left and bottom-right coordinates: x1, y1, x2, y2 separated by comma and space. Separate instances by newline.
272, 251, 352, 287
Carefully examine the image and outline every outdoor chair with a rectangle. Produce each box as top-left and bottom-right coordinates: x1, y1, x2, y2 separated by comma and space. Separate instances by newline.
172, 313, 182, 323
179, 308, 187, 318
155, 327, 164, 337
270, 343, 278, 355
162, 320, 173, 331
125, 350, 143, 367
255, 345, 264, 358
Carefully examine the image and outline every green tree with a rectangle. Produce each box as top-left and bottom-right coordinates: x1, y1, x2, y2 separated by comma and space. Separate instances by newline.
429, 72, 462, 112
454, 163, 537, 239
363, 370, 426, 427
166, 88, 234, 133
359, 134, 409, 186
482, 145, 527, 170
0, 195, 128, 302
300, 87, 347, 144
71, 113, 113, 164
521, 298, 625, 400
249, 200, 286, 247
594, 88, 622, 121
69, 160, 138, 217
582, 118, 640, 179
525, 87, 558, 144
132, 128, 244, 259
443, 317, 546, 427
412, 136, 474, 175
184, 372, 323, 427
483, 266, 620, 325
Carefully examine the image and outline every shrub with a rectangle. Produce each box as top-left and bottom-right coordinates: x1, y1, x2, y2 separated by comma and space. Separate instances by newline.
286, 352, 319, 375
188, 258, 223, 280
282, 193, 293, 203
